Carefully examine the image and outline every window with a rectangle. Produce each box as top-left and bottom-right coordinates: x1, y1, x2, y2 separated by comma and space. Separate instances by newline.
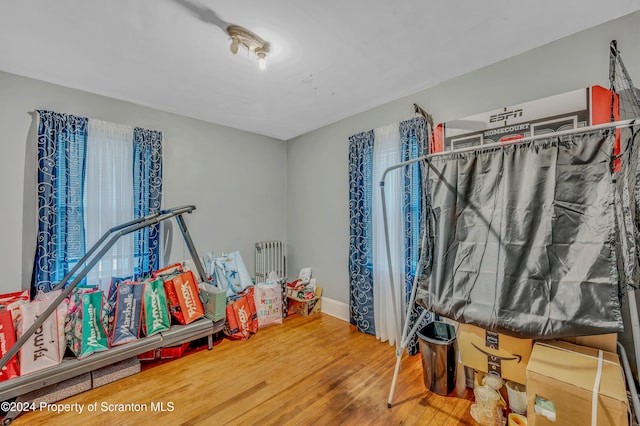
33, 111, 162, 294
84, 120, 135, 289
348, 116, 430, 355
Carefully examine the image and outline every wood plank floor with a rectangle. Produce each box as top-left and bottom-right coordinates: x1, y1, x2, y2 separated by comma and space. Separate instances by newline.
13, 313, 475, 425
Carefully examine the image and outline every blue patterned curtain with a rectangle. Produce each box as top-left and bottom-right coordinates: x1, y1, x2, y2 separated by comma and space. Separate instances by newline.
34, 110, 88, 293
133, 128, 163, 278
349, 118, 431, 353
400, 117, 431, 355
348, 130, 375, 334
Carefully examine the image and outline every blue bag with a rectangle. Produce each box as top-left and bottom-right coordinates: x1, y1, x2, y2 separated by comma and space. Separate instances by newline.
111, 282, 144, 346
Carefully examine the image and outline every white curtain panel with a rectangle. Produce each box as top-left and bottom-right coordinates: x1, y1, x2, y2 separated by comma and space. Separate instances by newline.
372, 123, 404, 347
85, 119, 135, 291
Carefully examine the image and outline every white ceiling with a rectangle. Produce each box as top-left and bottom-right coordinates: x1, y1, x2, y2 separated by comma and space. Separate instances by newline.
2, 1, 640, 140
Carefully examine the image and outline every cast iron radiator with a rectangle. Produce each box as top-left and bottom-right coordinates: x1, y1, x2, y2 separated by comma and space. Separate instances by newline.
255, 240, 286, 283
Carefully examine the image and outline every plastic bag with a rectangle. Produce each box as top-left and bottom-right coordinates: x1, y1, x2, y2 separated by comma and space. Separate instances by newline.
18, 290, 67, 373
0, 290, 29, 328
254, 281, 283, 328
215, 251, 253, 296
0, 309, 19, 381
298, 267, 312, 284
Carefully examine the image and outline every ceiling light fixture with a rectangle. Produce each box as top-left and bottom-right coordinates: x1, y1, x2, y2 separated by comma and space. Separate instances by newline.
226, 25, 270, 70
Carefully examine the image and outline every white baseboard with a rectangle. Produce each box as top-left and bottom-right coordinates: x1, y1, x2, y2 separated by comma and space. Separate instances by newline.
321, 296, 349, 322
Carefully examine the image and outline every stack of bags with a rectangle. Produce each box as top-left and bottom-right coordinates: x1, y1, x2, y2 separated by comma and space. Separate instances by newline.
205, 251, 285, 341
0, 262, 208, 379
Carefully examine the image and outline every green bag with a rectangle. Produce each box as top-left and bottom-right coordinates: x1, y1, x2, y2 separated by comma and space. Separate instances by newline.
67, 289, 110, 359
142, 278, 171, 336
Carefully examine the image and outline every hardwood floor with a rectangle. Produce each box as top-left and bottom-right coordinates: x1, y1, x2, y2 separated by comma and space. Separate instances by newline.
13, 313, 475, 425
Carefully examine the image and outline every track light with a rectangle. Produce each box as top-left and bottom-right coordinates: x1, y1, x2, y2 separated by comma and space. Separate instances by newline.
226, 25, 270, 70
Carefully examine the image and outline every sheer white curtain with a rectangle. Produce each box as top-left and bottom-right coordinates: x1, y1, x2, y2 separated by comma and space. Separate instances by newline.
372, 123, 404, 346
85, 120, 135, 291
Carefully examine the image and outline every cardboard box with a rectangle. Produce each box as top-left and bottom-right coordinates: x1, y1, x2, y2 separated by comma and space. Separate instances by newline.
458, 323, 533, 384
287, 286, 322, 316
559, 334, 617, 353
526, 340, 629, 426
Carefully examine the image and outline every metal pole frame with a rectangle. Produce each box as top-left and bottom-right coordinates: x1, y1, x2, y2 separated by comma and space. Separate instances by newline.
0, 205, 205, 372
381, 154, 431, 408
381, 119, 640, 408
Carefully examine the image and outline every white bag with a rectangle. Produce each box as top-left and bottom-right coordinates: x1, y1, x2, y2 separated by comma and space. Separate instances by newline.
18, 292, 67, 375
212, 251, 253, 296
224, 251, 253, 293
254, 281, 283, 328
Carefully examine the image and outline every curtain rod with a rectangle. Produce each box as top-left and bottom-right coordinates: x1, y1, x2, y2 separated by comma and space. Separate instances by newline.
413, 103, 434, 128
380, 118, 638, 186
434, 118, 638, 158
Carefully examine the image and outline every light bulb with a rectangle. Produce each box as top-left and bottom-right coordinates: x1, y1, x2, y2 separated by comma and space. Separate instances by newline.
230, 37, 239, 54
257, 51, 267, 70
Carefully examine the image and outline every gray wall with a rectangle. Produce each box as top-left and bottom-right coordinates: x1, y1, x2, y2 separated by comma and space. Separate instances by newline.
286, 11, 640, 305
0, 71, 287, 293
3, 10, 640, 301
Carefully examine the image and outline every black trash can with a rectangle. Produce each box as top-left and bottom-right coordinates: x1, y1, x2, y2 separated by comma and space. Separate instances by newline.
417, 321, 457, 396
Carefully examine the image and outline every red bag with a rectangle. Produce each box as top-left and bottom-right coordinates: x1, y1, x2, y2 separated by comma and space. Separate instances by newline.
0, 309, 19, 381
0, 290, 30, 328
223, 288, 259, 340
163, 271, 205, 325
152, 263, 184, 279
240, 287, 258, 334
224, 297, 252, 340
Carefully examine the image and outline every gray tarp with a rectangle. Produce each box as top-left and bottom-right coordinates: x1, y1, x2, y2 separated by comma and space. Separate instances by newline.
416, 129, 624, 339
